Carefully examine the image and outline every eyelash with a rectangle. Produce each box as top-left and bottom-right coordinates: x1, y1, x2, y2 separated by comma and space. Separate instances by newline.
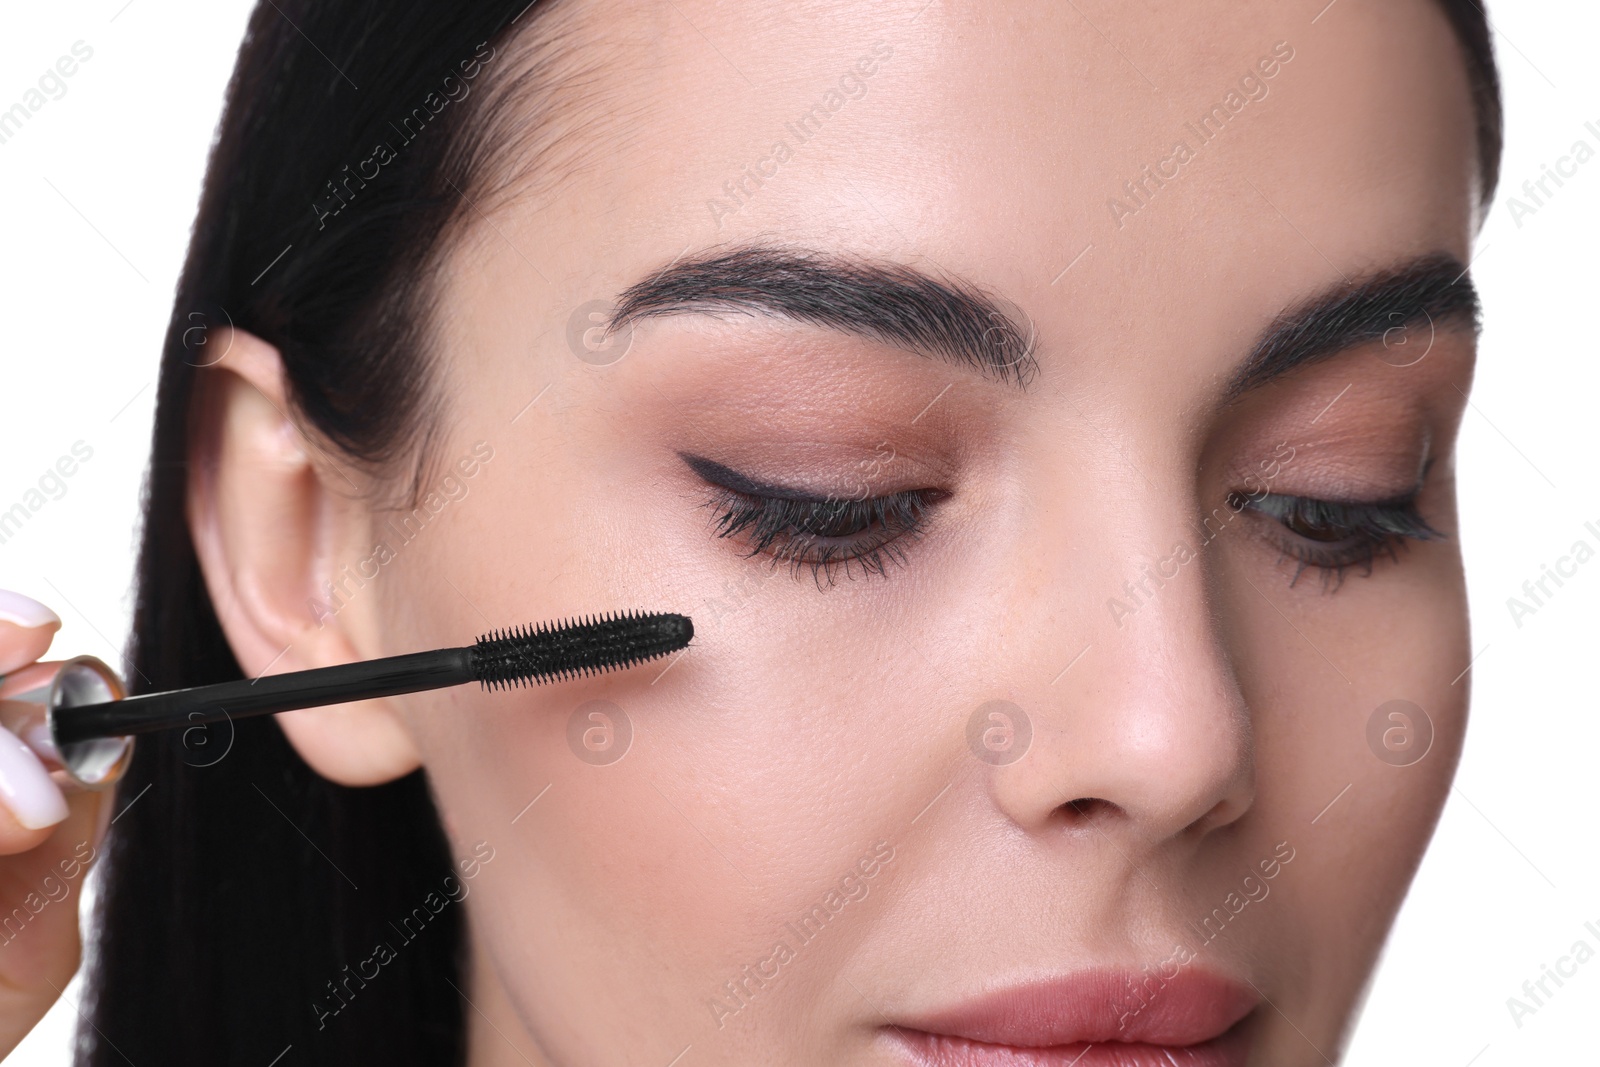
701, 483, 943, 585
1230, 490, 1441, 590
694, 467, 1439, 592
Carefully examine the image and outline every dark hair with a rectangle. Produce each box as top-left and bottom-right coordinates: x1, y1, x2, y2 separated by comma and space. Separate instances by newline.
1437, 0, 1504, 205
82, 3, 567, 1064
82, 2, 1502, 1063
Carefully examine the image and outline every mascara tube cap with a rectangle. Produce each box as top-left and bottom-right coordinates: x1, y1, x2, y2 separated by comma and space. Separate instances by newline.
0, 656, 133, 790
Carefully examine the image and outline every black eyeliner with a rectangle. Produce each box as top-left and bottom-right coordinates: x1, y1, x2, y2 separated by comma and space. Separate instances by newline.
679, 452, 838, 503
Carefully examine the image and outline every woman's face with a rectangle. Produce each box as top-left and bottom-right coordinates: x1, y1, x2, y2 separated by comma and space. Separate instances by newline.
338, 0, 1480, 1062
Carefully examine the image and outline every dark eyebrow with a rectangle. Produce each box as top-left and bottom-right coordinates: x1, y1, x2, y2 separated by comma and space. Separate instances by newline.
606, 244, 1039, 388
1226, 254, 1481, 401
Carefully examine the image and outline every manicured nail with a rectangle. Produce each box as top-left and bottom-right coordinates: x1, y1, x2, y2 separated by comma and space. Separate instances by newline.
0, 729, 69, 829
0, 591, 61, 631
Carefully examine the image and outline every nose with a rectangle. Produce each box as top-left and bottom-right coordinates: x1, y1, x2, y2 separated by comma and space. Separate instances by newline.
978, 507, 1257, 854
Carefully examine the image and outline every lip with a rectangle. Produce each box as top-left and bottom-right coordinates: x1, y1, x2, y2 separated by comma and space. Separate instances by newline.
888, 969, 1258, 1067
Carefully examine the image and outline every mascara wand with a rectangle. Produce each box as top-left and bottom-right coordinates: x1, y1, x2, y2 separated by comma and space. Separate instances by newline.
8, 610, 692, 789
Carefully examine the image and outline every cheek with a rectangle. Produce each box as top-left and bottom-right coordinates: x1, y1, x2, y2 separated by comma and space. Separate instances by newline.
412, 685, 748, 1046
408, 588, 949, 1054
1218, 532, 1467, 1021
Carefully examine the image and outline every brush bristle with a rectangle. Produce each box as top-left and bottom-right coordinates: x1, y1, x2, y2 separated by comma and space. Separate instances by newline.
471, 610, 693, 689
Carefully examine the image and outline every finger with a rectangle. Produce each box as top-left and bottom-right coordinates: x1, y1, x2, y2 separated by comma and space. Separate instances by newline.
0, 731, 67, 850
0, 661, 64, 701
0, 592, 61, 676
0, 787, 108, 1058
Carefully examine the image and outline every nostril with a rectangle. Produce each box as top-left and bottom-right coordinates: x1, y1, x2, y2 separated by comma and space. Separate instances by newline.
1061, 797, 1121, 824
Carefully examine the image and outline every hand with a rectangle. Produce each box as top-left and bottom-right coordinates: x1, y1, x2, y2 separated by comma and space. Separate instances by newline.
0, 591, 112, 1057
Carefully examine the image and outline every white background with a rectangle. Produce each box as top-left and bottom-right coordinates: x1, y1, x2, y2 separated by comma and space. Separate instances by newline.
1, 2, 1595, 1063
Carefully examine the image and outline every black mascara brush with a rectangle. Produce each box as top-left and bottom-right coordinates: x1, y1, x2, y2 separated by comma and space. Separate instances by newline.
14, 610, 691, 788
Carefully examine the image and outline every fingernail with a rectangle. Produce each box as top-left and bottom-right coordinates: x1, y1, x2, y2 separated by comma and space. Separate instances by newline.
0, 729, 69, 829
0, 591, 61, 631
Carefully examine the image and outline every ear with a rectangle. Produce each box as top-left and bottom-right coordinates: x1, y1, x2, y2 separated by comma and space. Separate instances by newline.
186, 328, 422, 786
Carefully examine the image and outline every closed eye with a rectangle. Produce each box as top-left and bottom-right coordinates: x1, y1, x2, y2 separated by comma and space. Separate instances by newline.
1232, 489, 1441, 590
681, 453, 944, 586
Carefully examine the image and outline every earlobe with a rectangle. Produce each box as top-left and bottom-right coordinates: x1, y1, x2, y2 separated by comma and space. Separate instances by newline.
186, 327, 422, 786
